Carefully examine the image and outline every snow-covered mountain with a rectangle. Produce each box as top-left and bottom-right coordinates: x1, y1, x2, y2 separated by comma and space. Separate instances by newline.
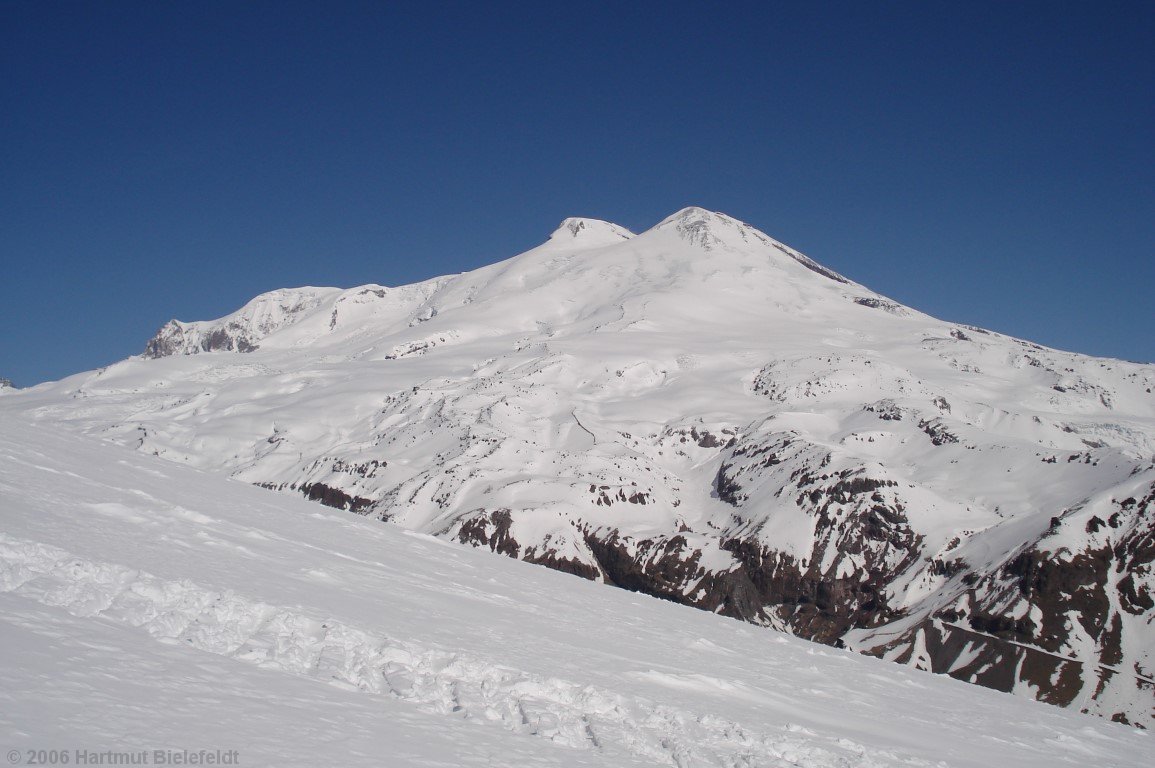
2, 415, 1150, 767
5, 206, 1154, 726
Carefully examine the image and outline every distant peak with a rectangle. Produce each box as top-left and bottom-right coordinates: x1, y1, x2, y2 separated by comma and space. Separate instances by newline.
661, 205, 717, 222
548, 217, 634, 246
651, 206, 763, 250
649, 207, 852, 284
656, 206, 739, 227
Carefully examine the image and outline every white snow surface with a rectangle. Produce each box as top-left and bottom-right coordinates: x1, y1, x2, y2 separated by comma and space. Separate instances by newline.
3, 206, 1155, 726
0, 415, 1149, 767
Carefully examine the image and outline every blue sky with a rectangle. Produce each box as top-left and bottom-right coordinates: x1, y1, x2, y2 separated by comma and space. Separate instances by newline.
2, 1, 1152, 386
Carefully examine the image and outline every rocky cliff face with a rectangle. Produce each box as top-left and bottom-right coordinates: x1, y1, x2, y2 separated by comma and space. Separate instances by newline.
7, 207, 1154, 725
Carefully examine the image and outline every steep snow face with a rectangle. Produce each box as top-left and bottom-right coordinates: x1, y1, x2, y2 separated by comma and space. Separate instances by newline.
5, 207, 1155, 726
1, 417, 1150, 767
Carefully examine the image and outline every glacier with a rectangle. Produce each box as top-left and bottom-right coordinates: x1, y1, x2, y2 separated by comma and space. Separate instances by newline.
3, 206, 1153, 728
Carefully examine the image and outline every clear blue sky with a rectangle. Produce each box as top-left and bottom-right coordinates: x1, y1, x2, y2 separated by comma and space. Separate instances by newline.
2, 1, 1152, 387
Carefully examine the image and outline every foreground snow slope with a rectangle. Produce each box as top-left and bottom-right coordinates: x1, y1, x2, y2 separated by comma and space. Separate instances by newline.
5, 207, 1154, 723
0, 416, 1149, 767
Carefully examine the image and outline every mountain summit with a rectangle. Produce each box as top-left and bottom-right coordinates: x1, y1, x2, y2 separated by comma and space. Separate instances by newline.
6, 208, 1154, 726
549, 217, 634, 245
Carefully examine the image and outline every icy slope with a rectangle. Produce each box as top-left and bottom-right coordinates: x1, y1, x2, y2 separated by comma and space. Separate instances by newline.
4, 207, 1154, 724
0, 416, 1149, 767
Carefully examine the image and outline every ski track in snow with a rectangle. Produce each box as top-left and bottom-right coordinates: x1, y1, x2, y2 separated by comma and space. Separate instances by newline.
0, 415, 1149, 767
0, 534, 925, 768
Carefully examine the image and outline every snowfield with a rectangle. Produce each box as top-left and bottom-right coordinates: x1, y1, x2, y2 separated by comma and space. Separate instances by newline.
0, 415, 1149, 767
2, 206, 1153, 733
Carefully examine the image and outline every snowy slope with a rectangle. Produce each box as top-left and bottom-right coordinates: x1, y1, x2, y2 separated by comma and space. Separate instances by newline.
1, 415, 1150, 767
4, 207, 1154, 725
